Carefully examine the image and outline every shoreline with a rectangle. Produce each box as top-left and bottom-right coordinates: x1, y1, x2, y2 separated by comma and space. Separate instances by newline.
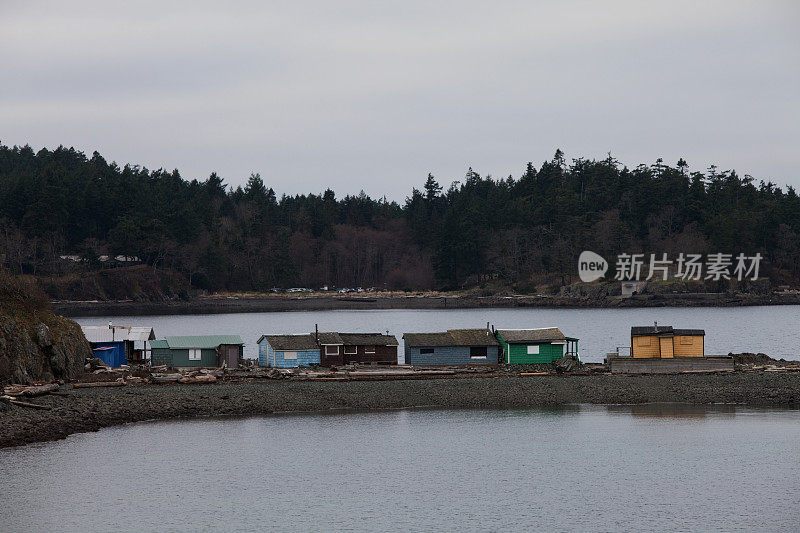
53, 292, 800, 317
2, 372, 799, 448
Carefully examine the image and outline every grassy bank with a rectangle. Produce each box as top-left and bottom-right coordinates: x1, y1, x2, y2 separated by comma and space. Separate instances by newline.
2, 372, 799, 448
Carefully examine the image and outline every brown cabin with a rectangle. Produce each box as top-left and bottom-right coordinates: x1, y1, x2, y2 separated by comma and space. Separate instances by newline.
316, 332, 399, 366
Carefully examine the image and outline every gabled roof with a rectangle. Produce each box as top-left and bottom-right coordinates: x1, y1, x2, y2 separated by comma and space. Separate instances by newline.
338, 333, 399, 346
497, 328, 566, 343
630, 326, 705, 337
259, 334, 319, 351
163, 335, 243, 349
82, 326, 156, 343
150, 339, 169, 349
315, 332, 343, 345
403, 329, 498, 347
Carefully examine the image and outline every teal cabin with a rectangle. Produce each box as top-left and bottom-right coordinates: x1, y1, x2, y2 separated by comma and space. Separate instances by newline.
495, 328, 579, 364
150, 335, 244, 369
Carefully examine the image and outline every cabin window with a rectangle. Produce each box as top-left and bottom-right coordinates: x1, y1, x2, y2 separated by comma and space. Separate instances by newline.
189, 348, 202, 361
344, 345, 357, 355
420, 348, 434, 354
470, 346, 487, 358
527, 345, 539, 355
325, 345, 339, 355
680, 337, 694, 345
283, 351, 297, 360
636, 337, 651, 346
364, 345, 376, 354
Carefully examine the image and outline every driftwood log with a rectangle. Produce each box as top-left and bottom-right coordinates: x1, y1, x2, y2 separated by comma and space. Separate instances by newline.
3, 383, 60, 397
72, 381, 126, 389
22, 383, 60, 397
151, 373, 182, 383
0, 395, 52, 410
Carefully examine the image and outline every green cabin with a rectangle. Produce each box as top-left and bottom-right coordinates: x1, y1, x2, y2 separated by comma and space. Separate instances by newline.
495, 328, 579, 364
150, 335, 244, 369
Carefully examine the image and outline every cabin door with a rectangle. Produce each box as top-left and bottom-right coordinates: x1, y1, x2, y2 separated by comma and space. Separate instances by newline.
659, 337, 674, 358
226, 345, 239, 368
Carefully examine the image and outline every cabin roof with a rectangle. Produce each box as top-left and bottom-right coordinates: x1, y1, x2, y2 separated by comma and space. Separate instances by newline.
82, 325, 155, 343
259, 334, 319, 351
497, 328, 566, 343
162, 335, 244, 349
315, 332, 343, 345
630, 326, 705, 336
403, 329, 498, 347
338, 333, 399, 346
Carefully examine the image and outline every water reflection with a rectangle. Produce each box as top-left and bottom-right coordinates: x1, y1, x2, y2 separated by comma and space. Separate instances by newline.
607, 403, 737, 419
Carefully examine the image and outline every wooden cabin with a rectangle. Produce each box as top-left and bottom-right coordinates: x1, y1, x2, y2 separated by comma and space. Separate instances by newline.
258, 334, 321, 368
403, 328, 500, 365
630, 326, 705, 358
495, 328, 579, 364
150, 335, 244, 369
324, 333, 399, 366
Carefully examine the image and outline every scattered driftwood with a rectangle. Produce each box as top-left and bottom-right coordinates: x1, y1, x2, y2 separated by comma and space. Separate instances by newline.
520, 372, 549, 376
1, 395, 52, 410
49, 391, 71, 397
73, 381, 126, 388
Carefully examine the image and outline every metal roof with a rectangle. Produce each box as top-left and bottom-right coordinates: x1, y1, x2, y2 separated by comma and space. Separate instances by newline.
338, 333, 399, 346
259, 334, 319, 351
149, 339, 169, 349
82, 326, 156, 343
163, 335, 244, 349
403, 329, 498, 347
497, 328, 566, 343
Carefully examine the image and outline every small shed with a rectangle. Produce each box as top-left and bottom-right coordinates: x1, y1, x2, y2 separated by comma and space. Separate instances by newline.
92, 342, 126, 368
150, 335, 244, 369
631, 325, 704, 358
81, 325, 156, 362
496, 328, 579, 364
258, 334, 321, 368
403, 328, 499, 365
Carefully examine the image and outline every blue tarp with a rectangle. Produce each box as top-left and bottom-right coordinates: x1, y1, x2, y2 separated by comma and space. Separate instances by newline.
92, 341, 126, 367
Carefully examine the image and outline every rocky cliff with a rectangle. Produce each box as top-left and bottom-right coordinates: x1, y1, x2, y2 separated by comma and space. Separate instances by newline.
0, 273, 91, 384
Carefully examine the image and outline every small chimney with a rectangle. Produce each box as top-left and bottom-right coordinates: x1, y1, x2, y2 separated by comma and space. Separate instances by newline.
654, 321, 658, 332
315, 323, 319, 344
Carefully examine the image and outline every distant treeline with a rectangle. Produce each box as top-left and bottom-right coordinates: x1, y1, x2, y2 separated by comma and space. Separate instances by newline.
1, 144, 799, 293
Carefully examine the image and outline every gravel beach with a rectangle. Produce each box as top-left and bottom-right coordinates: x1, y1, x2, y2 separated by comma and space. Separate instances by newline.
2, 372, 799, 448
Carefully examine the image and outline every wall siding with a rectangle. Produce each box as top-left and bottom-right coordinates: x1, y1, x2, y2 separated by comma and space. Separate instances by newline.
673, 335, 704, 357
506, 342, 564, 364
631, 335, 661, 358
169, 348, 218, 368
262, 342, 320, 367
404, 345, 499, 365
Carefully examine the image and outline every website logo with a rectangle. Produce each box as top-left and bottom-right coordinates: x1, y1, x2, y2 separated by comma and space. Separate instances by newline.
578, 251, 608, 282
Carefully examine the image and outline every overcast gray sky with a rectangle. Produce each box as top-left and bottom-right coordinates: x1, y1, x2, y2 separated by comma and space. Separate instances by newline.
1, 1, 798, 200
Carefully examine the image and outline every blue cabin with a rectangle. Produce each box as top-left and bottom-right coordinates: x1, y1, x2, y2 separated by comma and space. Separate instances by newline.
403, 328, 500, 365
92, 342, 126, 367
258, 334, 321, 368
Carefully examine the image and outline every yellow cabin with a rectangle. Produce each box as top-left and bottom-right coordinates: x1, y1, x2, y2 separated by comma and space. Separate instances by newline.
630, 325, 704, 358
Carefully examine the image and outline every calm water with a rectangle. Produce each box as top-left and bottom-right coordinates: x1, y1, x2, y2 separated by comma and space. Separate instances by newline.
1, 406, 799, 532
76, 305, 800, 362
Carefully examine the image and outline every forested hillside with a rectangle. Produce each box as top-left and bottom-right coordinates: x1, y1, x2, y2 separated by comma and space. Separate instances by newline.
1, 144, 798, 295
